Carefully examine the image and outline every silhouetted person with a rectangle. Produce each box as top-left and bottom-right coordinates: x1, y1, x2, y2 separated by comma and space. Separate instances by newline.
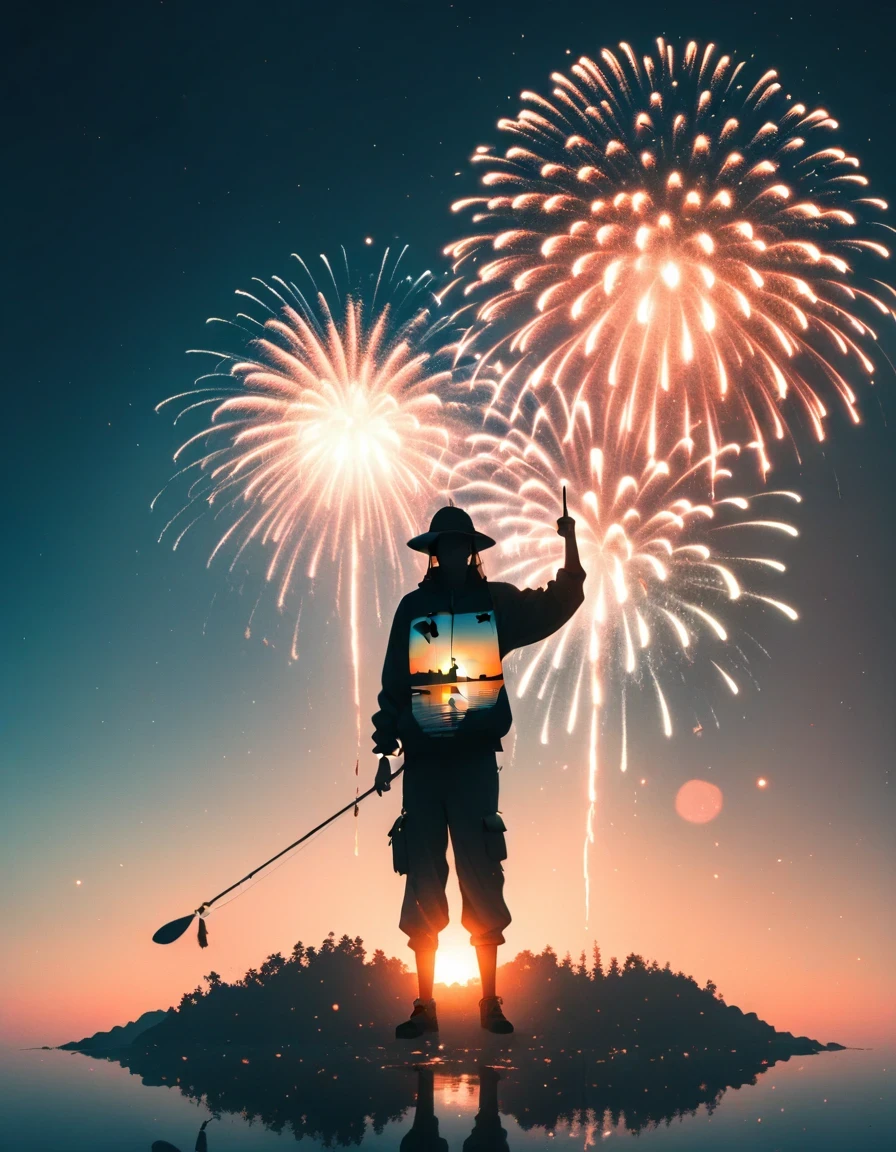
464, 1065, 510, 1152
373, 503, 585, 1037
400, 1067, 450, 1152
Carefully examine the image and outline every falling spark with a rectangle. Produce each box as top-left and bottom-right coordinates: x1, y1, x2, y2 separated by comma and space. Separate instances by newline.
447, 39, 892, 465
456, 402, 800, 917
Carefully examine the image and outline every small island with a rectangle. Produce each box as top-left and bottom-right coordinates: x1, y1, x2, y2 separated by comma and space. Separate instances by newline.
57, 934, 844, 1144
60, 931, 842, 1059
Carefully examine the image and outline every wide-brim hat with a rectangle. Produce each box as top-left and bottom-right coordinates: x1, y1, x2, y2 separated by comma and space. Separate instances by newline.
407, 505, 496, 554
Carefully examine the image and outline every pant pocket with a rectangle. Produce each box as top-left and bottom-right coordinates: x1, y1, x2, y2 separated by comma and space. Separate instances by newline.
482, 812, 507, 862
389, 814, 409, 875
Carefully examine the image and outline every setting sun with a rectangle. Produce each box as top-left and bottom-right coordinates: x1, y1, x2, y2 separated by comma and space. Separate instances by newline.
434, 943, 478, 987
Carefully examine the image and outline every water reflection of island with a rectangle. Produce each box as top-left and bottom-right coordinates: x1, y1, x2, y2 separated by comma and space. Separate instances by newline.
118, 1042, 824, 1150
62, 933, 842, 1149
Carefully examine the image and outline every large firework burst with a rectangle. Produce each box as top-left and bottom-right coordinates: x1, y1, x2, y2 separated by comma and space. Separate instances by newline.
155, 247, 460, 737
448, 39, 892, 467
454, 403, 800, 913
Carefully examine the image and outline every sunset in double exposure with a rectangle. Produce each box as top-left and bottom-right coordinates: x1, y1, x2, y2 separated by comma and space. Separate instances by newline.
3, 2, 894, 1149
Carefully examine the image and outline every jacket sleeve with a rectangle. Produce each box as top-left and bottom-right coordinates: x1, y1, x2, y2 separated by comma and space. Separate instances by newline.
370, 600, 409, 756
492, 568, 586, 657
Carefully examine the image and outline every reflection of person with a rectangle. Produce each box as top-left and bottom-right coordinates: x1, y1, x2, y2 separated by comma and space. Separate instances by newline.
400, 1064, 509, 1152
372, 503, 585, 1038
400, 1068, 450, 1152
463, 1065, 510, 1152
151, 1118, 210, 1152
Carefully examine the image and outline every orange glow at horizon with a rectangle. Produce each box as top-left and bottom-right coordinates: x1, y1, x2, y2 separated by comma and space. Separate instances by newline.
408, 614, 502, 680
434, 929, 480, 987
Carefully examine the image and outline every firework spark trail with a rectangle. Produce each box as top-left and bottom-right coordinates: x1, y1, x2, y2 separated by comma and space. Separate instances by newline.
454, 403, 800, 917
447, 39, 893, 468
155, 247, 461, 760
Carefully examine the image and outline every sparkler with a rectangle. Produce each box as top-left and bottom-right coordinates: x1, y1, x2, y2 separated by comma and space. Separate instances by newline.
448, 39, 892, 468
155, 247, 460, 750
455, 403, 800, 915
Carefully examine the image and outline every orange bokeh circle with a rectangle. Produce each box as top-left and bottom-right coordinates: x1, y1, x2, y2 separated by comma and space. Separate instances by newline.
675, 779, 723, 824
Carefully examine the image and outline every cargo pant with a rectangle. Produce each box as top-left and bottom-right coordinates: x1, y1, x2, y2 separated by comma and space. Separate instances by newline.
392, 747, 511, 952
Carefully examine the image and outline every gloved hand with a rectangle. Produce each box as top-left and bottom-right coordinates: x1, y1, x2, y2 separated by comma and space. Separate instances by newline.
375, 756, 394, 796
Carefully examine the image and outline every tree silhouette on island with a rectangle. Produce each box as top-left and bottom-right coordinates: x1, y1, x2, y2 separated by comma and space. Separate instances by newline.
62, 931, 841, 1057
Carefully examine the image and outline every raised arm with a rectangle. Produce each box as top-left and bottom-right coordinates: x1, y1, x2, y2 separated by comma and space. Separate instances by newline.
493, 507, 586, 656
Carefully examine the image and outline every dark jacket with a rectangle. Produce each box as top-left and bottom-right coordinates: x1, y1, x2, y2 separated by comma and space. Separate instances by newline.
371, 565, 586, 757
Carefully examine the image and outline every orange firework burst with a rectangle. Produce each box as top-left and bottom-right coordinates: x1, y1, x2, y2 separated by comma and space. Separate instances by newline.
448, 39, 893, 468
155, 248, 459, 735
454, 403, 800, 914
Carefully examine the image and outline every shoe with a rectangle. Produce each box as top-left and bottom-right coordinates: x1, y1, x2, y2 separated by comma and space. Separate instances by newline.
395, 998, 439, 1039
480, 995, 514, 1034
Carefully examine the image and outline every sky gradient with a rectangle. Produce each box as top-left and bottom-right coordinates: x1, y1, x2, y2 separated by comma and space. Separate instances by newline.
2, 0, 894, 1049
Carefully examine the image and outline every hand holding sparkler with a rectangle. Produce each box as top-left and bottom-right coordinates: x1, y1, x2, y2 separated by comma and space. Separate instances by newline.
557, 485, 584, 577
556, 484, 575, 536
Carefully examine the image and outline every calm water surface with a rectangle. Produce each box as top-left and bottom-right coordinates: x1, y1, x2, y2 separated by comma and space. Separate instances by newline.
411, 678, 505, 735
2, 1044, 892, 1151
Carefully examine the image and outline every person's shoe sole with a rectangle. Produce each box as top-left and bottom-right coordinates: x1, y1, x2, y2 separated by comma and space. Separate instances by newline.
395, 1022, 439, 1040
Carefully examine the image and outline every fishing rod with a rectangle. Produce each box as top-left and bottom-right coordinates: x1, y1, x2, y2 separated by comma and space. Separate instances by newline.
153, 765, 404, 948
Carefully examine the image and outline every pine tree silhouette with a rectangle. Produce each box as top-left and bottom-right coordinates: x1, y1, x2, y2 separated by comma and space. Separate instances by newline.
132, 932, 825, 1058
